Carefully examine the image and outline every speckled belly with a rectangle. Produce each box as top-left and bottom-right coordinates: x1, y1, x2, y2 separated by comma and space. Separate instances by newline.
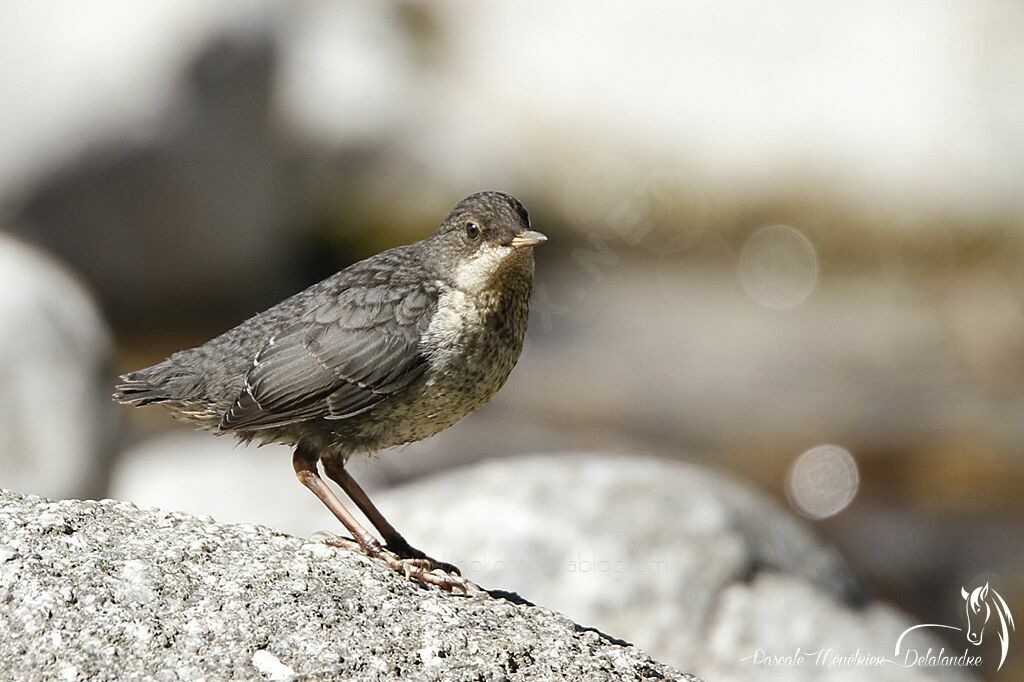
326, 285, 529, 455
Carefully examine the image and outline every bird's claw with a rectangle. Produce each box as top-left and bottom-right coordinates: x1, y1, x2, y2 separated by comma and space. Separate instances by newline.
385, 541, 462, 576
310, 531, 361, 552
387, 556, 472, 592
310, 531, 476, 593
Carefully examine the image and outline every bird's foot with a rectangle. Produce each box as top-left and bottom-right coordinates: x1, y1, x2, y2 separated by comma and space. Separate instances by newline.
384, 537, 462, 576
310, 531, 475, 593
383, 554, 474, 592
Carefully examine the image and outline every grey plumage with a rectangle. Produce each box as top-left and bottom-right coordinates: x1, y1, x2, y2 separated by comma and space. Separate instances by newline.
115, 191, 543, 462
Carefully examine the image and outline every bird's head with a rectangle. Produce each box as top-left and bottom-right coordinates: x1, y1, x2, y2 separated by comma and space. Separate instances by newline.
429, 191, 546, 293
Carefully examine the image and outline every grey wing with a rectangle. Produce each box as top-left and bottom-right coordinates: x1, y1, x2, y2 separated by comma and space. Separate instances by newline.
219, 283, 436, 431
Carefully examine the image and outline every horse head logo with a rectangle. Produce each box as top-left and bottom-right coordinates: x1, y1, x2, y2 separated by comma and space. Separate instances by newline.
896, 582, 1014, 671
962, 584, 990, 645
961, 582, 1014, 669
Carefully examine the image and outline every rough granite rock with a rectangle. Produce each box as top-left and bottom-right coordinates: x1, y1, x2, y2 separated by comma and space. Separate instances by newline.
0, 489, 699, 682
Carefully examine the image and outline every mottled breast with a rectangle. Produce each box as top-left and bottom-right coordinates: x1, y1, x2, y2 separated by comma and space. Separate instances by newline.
359, 274, 530, 448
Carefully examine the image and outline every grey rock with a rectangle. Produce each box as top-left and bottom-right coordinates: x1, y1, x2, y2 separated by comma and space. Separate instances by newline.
0, 488, 699, 681
0, 235, 116, 500
375, 454, 972, 681
110, 432, 323, 536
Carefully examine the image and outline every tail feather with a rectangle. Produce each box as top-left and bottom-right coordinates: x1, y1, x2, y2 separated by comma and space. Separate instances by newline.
114, 359, 221, 428
113, 357, 194, 406
113, 369, 174, 406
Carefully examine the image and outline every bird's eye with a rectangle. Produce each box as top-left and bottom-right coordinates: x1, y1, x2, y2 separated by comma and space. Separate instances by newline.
465, 222, 481, 241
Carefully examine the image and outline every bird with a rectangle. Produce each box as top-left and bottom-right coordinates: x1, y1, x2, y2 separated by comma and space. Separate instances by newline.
114, 191, 546, 591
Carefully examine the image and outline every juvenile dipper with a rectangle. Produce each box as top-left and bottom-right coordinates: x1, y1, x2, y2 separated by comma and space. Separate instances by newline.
114, 191, 545, 590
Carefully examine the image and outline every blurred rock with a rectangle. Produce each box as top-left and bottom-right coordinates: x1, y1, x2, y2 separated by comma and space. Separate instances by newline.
0, 235, 116, 499
110, 431, 325, 536
377, 454, 970, 681
9, 28, 301, 327
0, 1, 426, 329
0, 488, 698, 681
108, 423, 569, 540
699, 575, 977, 682
0, 2, 272, 201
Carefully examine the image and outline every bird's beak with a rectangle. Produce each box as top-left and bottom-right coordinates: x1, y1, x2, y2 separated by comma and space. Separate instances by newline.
510, 230, 548, 249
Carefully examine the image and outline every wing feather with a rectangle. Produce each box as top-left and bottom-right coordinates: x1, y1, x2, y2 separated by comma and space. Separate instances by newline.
219, 281, 435, 431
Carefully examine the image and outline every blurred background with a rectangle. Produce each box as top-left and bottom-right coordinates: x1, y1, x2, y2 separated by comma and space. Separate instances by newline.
1, 1, 1022, 680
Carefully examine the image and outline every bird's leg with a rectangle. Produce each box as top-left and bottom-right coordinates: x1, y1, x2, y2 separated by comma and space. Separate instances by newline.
321, 458, 464, 577
292, 449, 382, 553
294, 449, 470, 592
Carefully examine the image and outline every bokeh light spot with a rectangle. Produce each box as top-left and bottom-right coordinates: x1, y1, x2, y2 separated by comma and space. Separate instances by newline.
738, 224, 818, 309
786, 444, 859, 519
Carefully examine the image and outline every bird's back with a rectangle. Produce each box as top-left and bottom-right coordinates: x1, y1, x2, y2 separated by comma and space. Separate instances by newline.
114, 243, 431, 427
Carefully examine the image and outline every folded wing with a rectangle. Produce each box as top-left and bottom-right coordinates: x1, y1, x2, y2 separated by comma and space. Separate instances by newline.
220, 282, 436, 430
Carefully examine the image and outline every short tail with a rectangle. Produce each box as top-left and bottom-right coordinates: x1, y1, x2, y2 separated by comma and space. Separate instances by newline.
113, 365, 175, 406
